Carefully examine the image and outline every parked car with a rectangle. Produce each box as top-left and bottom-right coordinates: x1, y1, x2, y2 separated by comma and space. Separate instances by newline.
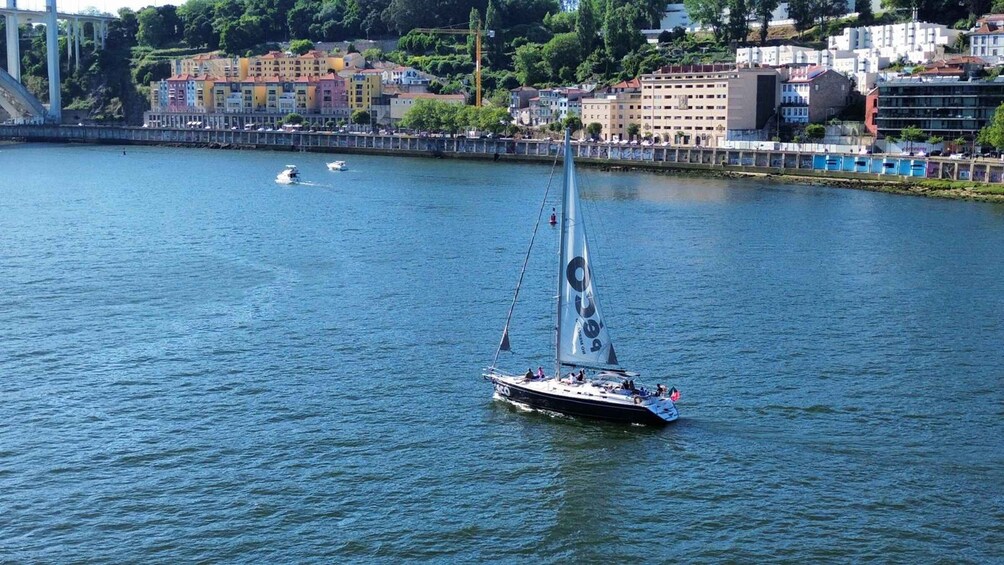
928, 150, 942, 157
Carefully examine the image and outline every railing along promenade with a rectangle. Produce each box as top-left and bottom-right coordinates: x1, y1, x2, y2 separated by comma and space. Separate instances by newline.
4, 124, 1004, 184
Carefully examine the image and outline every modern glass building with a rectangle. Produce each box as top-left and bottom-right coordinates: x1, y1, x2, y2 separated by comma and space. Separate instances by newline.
875, 77, 1004, 139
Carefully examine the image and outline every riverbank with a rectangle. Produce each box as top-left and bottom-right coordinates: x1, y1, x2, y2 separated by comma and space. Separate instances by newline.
4, 124, 1004, 203
587, 161, 1004, 203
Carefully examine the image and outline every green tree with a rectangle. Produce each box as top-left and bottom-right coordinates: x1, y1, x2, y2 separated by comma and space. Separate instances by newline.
136, 7, 168, 47
684, 0, 728, 43
178, 0, 217, 47
787, 0, 814, 36
900, 125, 927, 152
544, 10, 576, 33
576, 0, 597, 57
563, 115, 582, 133
586, 121, 602, 140
726, 0, 749, 44
627, 122, 640, 139
219, 16, 264, 54
286, 0, 321, 39
400, 98, 438, 131
753, 0, 779, 44
854, 0, 873, 24
513, 43, 548, 85
289, 39, 315, 55
472, 104, 512, 133
953, 135, 968, 152
604, 2, 643, 60
978, 104, 1004, 149
805, 123, 825, 140
467, 7, 481, 64
133, 59, 171, 85
484, 0, 503, 65
352, 109, 371, 125
542, 33, 581, 82
245, 0, 297, 41
285, 112, 304, 124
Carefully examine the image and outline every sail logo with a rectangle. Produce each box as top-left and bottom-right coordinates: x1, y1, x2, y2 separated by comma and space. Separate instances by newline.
566, 256, 605, 353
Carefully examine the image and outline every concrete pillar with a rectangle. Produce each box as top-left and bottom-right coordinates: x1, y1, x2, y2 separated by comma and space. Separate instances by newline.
45, 0, 60, 121
73, 19, 80, 70
5, 0, 19, 82
5, 15, 19, 82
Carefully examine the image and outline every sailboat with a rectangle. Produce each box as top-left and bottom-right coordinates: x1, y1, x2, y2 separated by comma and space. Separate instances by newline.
484, 129, 680, 426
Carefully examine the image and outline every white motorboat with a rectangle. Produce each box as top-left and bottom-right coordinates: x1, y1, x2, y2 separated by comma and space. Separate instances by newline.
276, 165, 299, 184
327, 161, 347, 171
483, 129, 680, 426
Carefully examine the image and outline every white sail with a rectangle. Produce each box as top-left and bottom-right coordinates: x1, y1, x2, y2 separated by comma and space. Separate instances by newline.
556, 132, 620, 370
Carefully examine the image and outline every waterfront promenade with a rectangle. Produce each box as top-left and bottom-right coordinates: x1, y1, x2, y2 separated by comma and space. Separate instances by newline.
5, 124, 1004, 186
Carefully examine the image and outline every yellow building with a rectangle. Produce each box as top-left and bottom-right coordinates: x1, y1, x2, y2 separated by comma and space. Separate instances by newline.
580, 92, 643, 141
207, 77, 321, 114
211, 79, 267, 113
248, 50, 345, 79
178, 54, 246, 80
342, 70, 383, 112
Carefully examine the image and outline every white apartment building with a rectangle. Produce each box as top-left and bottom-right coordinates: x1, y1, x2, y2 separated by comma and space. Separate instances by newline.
737, 45, 823, 67
828, 21, 960, 62
779, 67, 851, 124
737, 21, 957, 93
529, 88, 586, 126
970, 16, 1004, 64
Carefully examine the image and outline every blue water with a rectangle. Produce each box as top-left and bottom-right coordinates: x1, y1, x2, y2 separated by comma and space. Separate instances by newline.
1, 143, 1002, 561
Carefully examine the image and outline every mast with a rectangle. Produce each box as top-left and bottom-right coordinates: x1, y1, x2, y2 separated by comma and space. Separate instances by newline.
555, 128, 571, 379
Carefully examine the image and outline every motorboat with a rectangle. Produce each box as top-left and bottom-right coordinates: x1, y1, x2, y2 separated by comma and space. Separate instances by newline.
276, 165, 299, 184
327, 161, 348, 171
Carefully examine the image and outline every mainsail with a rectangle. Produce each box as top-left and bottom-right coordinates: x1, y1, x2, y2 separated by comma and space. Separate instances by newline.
556, 130, 620, 371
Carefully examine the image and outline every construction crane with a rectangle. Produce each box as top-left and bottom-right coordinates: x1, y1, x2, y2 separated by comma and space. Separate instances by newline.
412, 25, 494, 107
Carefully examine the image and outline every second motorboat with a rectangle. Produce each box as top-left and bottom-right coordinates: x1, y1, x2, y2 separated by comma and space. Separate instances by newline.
327, 161, 347, 171
276, 165, 300, 184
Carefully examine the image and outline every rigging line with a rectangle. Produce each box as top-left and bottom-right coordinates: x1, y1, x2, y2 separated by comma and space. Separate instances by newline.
491, 149, 563, 370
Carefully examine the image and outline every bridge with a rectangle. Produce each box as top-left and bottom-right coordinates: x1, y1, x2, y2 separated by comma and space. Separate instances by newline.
1, 0, 115, 122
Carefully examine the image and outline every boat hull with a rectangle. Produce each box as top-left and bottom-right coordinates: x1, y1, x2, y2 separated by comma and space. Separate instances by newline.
489, 376, 678, 426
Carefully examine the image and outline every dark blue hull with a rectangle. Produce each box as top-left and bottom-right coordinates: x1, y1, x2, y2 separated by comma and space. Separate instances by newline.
492, 379, 676, 426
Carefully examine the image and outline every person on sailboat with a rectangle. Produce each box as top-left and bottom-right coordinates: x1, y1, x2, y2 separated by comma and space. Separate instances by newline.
576, 369, 585, 382
524, 368, 534, 381
536, 367, 545, 379
549, 208, 557, 225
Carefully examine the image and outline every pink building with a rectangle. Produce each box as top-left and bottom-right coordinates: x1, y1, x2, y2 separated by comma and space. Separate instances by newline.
318, 73, 349, 116
166, 75, 192, 111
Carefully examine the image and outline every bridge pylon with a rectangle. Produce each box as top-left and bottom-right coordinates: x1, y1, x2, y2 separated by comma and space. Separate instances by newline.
1, 0, 115, 122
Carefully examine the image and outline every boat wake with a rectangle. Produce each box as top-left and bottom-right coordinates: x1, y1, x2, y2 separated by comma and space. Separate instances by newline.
493, 393, 570, 420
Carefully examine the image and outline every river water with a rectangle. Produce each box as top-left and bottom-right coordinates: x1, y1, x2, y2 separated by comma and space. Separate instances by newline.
1, 143, 1002, 562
